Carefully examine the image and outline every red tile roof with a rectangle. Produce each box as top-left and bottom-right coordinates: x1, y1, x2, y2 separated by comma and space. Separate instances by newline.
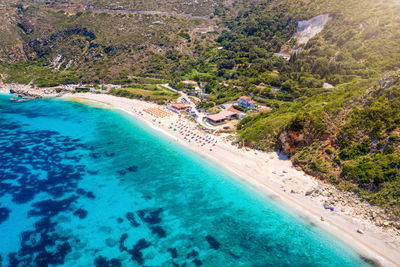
228, 107, 240, 114
240, 96, 251, 100
207, 111, 235, 122
171, 103, 189, 109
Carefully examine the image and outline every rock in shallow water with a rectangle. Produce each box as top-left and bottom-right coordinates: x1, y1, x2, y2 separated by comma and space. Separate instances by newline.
119, 233, 128, 251
168, 248, 178, 258
128, 238, 151, 265
73, 208, 88, 219
126, 212, 140, 227
106, 238, 118, 248
0, 206, 11, 224
137, 208, 163, 225
229, 246, 243, 258
205, 235, 221, 250
150, 226, 166, 238
94, 255, 122, 267
186, 249, 199, 258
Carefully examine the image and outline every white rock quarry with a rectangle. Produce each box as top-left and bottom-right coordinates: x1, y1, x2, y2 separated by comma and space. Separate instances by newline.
51, 53, 65, 70
323, 82, 334, 89
294, 14, 332, 45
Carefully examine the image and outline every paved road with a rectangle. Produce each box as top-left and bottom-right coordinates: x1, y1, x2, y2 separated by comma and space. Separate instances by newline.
161, 84, 215, 130
86, 7, 211, 20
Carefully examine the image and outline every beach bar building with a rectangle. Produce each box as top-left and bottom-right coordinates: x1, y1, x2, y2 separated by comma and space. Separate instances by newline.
206, 110, 236, 125
167, 102, 190, 113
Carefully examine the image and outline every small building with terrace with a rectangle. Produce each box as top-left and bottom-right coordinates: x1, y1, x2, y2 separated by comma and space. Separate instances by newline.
237, 96, 256, 110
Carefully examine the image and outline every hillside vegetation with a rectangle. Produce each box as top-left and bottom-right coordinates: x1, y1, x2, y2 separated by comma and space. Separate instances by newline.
226, 0, 400, 215
0, 0, 220, 85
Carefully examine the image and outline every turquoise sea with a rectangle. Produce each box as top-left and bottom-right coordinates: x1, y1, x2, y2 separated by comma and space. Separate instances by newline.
0, 93, 370, 266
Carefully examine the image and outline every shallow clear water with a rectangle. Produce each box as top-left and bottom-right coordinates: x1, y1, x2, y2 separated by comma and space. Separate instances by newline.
0, 94, 369, 266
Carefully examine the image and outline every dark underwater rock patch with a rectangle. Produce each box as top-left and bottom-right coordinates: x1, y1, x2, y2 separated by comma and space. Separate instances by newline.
73, 208, 88, 219
186, 249, 202, 266
35, 242, 72, 266
90, 152, 101, 159
126, 166, 138, 172
126, 212, 140, 227
87, 170, 99, 175
205, 235, 220, 250
12, 187, 37, 204
94, 256, 122, 267
187, 249, 199, 259
86, 191, 96, 199
117, 170, 127, 176
150, 226, 166, 238
128, 238, 151, 265
0, 117, 91, 265
193, 258, 203, 266
76, 188, 86, 195
0, 206, 11, 224
75, 189, 95, 199
29, 196, 78, 217
117, 165, 138, 176
119, 233, 128, 252
168, 248, 178, 258
104, 152, 115, 157
8, 217, 72, 266
137, 208, 163, 225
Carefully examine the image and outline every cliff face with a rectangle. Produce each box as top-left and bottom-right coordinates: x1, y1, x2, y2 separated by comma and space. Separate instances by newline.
279, 131, 305, 155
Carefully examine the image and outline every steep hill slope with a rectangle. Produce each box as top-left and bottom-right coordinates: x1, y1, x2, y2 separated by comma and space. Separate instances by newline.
0, 0, 221, 85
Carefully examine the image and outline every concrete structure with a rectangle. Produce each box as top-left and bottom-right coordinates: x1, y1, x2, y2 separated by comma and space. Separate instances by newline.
106, 84, 122, 90
238, 112, 247, 120
182, 80, 198, 89
206, 110, 236, 125
273, 53, 291, 61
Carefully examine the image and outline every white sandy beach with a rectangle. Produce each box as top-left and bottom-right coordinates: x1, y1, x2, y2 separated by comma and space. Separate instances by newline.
59, 92, 400, 266
1, 86, 399, 266
0, 87, 11, 94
